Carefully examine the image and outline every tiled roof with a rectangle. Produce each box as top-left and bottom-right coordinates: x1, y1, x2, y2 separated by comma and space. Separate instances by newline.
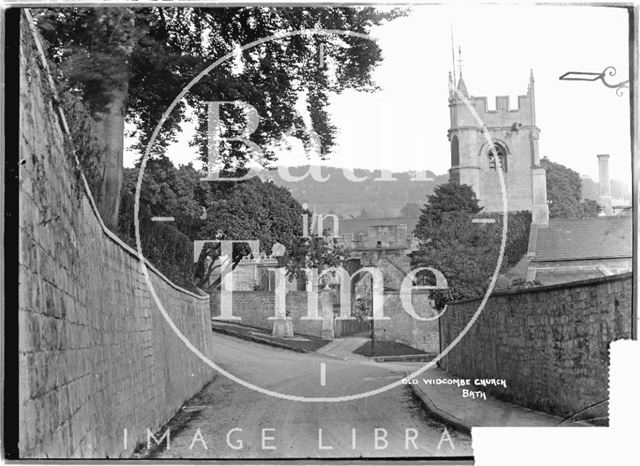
534, 216, 632, 262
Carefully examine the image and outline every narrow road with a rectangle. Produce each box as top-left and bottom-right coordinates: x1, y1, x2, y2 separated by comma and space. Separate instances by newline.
142, 333, 472, 459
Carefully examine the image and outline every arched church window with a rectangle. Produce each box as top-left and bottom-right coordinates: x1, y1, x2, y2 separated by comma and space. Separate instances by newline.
451, 135, 460, 166
487, 144, 507, 172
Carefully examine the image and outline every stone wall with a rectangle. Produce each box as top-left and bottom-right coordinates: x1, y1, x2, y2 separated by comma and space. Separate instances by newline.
439, 273, 632, 420
211, 289, 439, 351
210, 291, 324, 337
19, 16, 214, 458
374, 292, 439, 353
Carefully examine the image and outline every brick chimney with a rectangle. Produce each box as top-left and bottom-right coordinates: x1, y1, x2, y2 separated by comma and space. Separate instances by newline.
597, 154, 613, 215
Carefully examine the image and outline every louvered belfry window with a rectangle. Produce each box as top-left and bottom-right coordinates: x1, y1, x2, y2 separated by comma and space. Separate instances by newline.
487, 144, 507, 172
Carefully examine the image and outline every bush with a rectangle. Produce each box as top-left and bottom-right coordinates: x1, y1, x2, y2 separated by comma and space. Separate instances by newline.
118, 191, 197, 292
508, 278, 543, 290
59, 90, 103, 201
411, 182, 532, 307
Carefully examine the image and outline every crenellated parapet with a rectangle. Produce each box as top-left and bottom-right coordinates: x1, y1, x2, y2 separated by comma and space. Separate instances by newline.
449, 71, 537, 129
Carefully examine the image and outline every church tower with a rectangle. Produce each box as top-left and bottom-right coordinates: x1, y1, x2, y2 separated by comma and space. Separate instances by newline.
448, 70, 549, 225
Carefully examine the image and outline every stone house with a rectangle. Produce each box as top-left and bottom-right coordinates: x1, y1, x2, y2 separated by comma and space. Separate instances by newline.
336, 216, 419, 250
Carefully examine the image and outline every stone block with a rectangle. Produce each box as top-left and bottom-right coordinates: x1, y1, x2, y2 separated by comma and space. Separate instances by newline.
272, 318, 294, 338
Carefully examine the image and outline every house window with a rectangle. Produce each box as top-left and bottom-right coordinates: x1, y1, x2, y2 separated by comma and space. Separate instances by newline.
487, 144, 507, 171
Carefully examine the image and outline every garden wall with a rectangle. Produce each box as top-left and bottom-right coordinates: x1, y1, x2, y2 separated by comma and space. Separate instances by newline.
440, 273, 633, 420
210, 289, 440, 352
19, 16, 214, 458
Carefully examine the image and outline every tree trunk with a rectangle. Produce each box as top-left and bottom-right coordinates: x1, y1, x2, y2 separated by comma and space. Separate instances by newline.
94, 86, 128, 231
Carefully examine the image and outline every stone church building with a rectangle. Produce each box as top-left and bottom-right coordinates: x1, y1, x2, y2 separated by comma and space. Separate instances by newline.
447, 71, 632, 285
332, 69, 631, 289
448, 70, 549, 225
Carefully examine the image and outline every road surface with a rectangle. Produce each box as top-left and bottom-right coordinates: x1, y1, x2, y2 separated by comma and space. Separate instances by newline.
141, 333, 473, 459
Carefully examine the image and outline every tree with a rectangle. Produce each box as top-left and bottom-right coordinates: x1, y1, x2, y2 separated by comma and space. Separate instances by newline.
117, 154, 311, 291
35, 6, 405, 229
411, 182, 531, 307
117, 157, 208, 290
413, 182, 481, 238
37, 8, 138, 229
581, 199, 602, 218
117, 174, 197, 290
581, 176, 631, 203
195, 178, 307, 290
190, 181, 347, 291
411, 183, 483, 306
540, 157, 601, 218
119, 156, 207, 240
277, 234, 346, 285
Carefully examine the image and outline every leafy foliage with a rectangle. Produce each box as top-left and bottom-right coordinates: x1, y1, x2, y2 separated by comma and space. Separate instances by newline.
277, 235, 346, 284
193, 177, 311, 290
36, 8, 137, 113
411, 182, 532, 308
117, 155, 338, 291
581, 198, 602, 217
508, 278, 543, 290
541, 157, 601, 218
118, 191, 196, 291
59, 90, 104, 197
35, 6, 405, 172
117, 159, 203, 291
581, 175, 631, 203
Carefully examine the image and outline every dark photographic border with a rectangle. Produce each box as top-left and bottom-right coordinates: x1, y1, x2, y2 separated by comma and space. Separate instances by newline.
2, 1, 638, 463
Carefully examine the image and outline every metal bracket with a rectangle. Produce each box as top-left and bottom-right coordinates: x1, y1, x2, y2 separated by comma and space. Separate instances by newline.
559, 66, 629, 97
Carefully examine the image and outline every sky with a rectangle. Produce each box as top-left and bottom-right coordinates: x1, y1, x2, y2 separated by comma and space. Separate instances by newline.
124, 3, 632, 187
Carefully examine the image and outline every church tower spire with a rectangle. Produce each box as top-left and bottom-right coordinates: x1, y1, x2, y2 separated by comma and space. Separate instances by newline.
457, 74, 469, 97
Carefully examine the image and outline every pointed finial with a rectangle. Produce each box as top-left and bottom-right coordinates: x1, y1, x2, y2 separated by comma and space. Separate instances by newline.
457, 46, 463, 79
528, 68, 536, 123
528, 68, 535, 96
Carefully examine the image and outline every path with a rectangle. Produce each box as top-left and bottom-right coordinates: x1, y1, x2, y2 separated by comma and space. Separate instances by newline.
141, 333, 473, 459
317, 337, 370, 360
